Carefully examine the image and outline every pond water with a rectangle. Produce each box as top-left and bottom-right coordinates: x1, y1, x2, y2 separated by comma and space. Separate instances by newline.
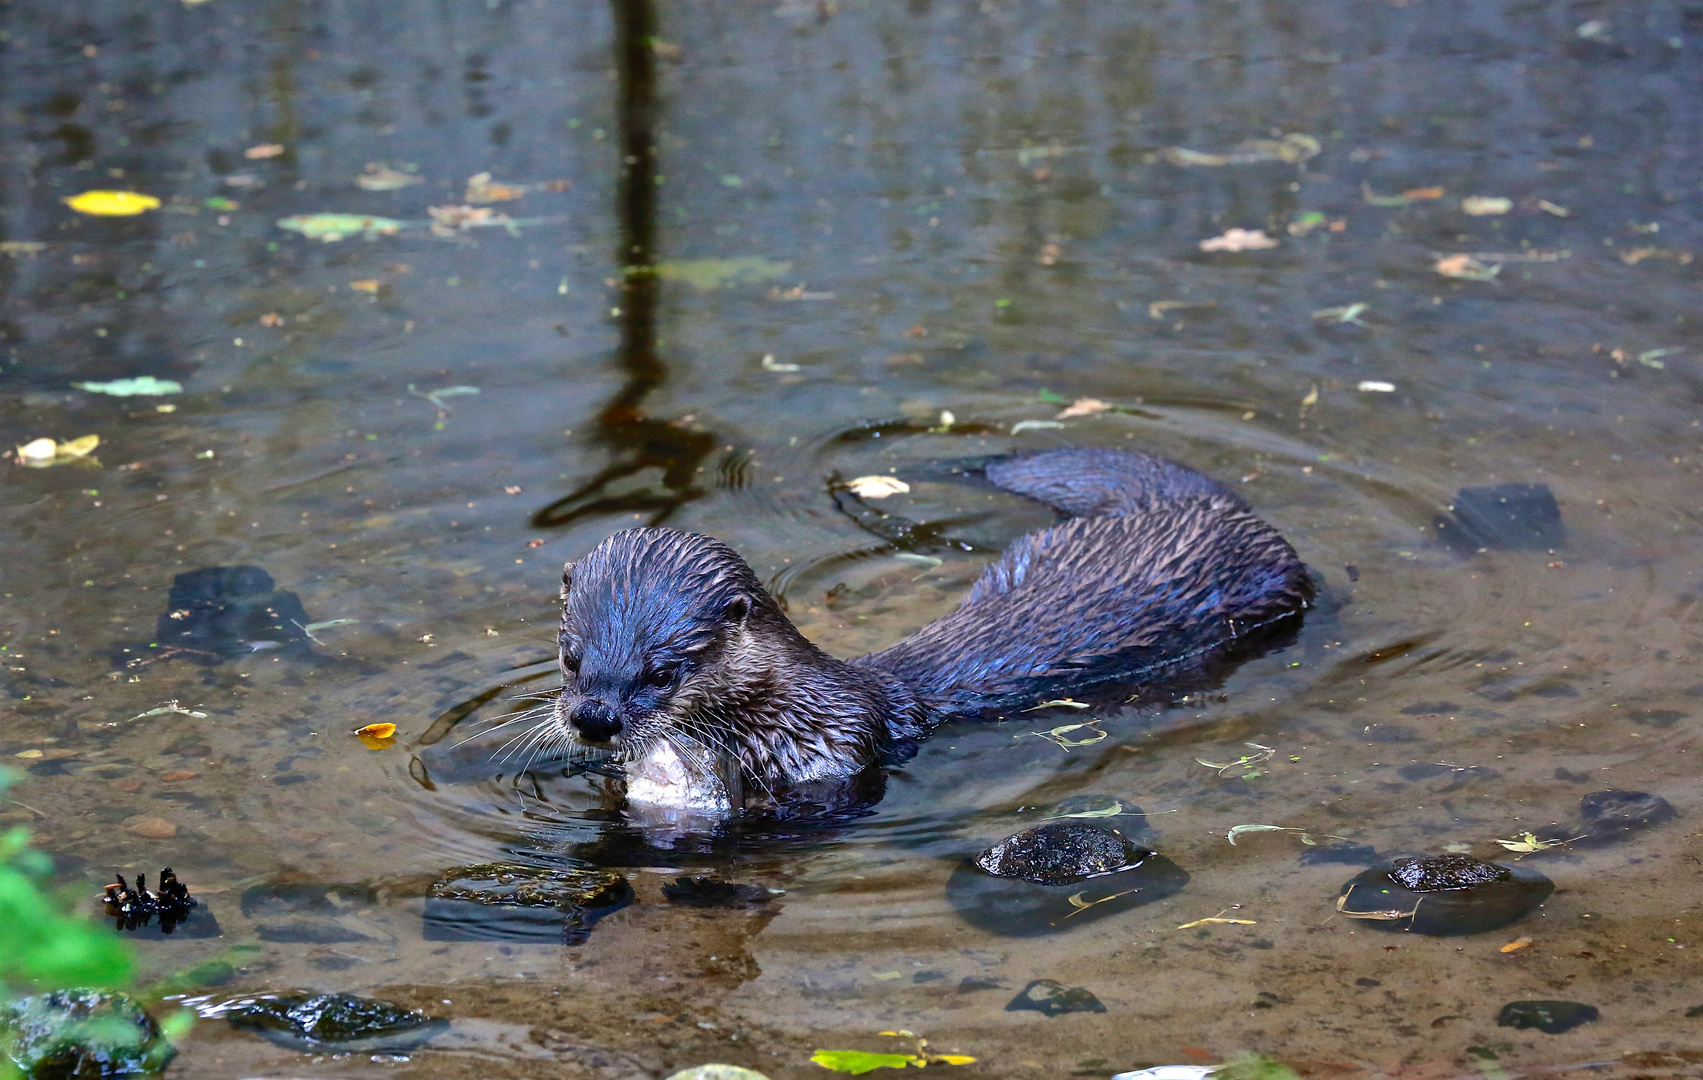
4, 1, 1702, 1078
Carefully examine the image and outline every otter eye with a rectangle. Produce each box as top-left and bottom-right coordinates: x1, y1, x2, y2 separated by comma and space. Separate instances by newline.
562, 651, 581, 675
643, 664, 677, 688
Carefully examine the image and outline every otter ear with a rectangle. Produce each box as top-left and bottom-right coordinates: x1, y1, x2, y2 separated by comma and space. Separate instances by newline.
722, 595, 751, 624
559, 562, 574, 601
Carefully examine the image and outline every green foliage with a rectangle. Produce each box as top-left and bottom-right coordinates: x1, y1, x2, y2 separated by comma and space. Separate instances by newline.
1217, 1053, 1303, 1080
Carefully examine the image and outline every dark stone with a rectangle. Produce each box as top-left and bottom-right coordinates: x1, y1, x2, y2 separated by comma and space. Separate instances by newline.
1388, 853, 1508, 892
1576, 789, 1677, 846
661, 876, 776, 908
912, 970, 947, 984
1687, 1004, 1703, 1018
1433, 484, 1564, 552
956, 976, 1006, 993
3, 990, 172, 1079
152, 566, 311, 662
1399, 701, 1459, 716
1495, 1000, 1599, 1034
1298, 841, 1380, 867
1361, 724, 1419, 743
240, 882, 374, 945
216, 992, 446, 1052
1005, 979, 1105, 1016
972, 821, 1149, 885
1338, 857, 1552, 936
946, 852, 1188, 937
423, 863, 632, 944
1553, 768, 1590, 784
1356, 978, 1381, 987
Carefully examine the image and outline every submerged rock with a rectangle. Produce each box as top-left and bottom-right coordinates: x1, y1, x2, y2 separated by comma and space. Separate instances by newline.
661, 877, 777, 909
214, 992, 445, 1052
1338, 854, 1551, 936
1433, 484, 1564, 552
947, 849, 1188, 938
152, 566, 311, 661
423, 863, 632, 944
1577, 789, 1676, 845
1496, 1000, 1599, 1034
1005, 979, 1106, 1016
972, 821, 1149, 885
3, 990, 172, 1079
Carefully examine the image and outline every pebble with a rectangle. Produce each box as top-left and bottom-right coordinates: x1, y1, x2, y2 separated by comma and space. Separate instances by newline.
128, 818, 178, 839
160, 770, 198, 782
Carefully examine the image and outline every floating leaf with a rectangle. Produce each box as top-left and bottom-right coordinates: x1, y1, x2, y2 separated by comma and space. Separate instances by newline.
1360, 182, 1413, 208
810, 1050, 922, 1074
1177, 908, 1258, 929
1010, 419, 1066, 434
1492, 831, 1584, 857
761, 353, 801, 372
278, 213, 403, 242
1022, 699, 1091, 711
349, 279, 382, 294
1311, 303, 1368, 326
0, 241, 46, 257
245, 143, 285, 159
126, 701, 207, 722
1461, 196, 1512, 216
642, 257, 792, 291
16, 434, 100, 468
1198, 742, 1277, 777
846, 475, 910, 499
465, 171, 525, 203
1199, 228, 1278, 253
1054, 802, 1125, 819
1356, 380, 1396, 393
1638, 348, 1679, 369
1226, 823, 1348, 846
65, 190, 162, 216
1434, 254, 1501, 281
203, 196, 240, 211
1499, 936, 1533, 953
1029, 720, 1106, 750
1538, 200, 1570, 218
1056, 397, 1111, 419
408, 384, 481, 412
55, 434, 100, 458
1162, 134, 1319, 167
356, 165, 424, 191
355, 723, 397, 739
73, 376, 183, 397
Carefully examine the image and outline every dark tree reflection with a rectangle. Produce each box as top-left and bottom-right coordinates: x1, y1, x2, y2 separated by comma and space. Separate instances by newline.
531, 0, 717, 531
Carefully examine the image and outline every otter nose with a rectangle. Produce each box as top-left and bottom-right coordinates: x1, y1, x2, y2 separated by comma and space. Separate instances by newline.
569, 699, 622, 743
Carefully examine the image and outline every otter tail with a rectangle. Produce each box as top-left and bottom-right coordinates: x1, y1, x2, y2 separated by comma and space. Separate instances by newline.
852, 447, 1313, 717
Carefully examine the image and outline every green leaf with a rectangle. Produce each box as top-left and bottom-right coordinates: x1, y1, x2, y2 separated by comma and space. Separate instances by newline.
811, 1050, 923, 1074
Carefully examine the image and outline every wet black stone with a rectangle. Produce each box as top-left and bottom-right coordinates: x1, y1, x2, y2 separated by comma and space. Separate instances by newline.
946, 852, 1188, 938
1298, 842, 1381, 867
1005, 979, 1105, 1016
4, 990, 171, 1079
1433, 484, 1564, 552
1339, 856, 1552, 936
219, 992, 446, 1052
972, 821, 1149, 885
1687, 1004, 1703, 1018
661, 876, 775, 908
957, 976, 1006, 993
1356, 978, 1381, 987
1576, 789, 1677, 845
912, 970, 947, 983
152, 566, 311, 662
1496, 1000, 1599, 1034
423, 863, 632, 944
1388, 853, 1508, 891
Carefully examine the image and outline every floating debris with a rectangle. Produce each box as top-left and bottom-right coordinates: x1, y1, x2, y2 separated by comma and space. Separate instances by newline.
125, 701, 208, 723
1200, 228, 1278, 253
464, 171, 525, 202
1055, 398, 1112, 419
1029, 720, 1105, 750
1312, 303, 1368, 326
0, 241, 46, 258
845, 475, 909, 499
1177, 908, 1256, 930
277, 213, 403, 241
14, 434, 99, 468
353, 723, 397, 739
1461, 196, 1512, 216
1162, 133, 1320, 167
1539, 200, 1570, 217
1197, 741, 1276, 778
407, 383, 480, 412
1357, 380, 1396, 392
64, 191, 161, 216
1226, 824, 1348, 847
73, 376, 182, 397
355, 164, 424, 191
1010, 419, 1066, 434
636, 257, 792, 291
244, 143, 285, 159
761, 353, 801, 372
1434, 254, 1501, 280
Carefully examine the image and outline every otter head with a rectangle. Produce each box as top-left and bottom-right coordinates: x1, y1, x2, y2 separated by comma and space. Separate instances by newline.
554, 529, 763, 758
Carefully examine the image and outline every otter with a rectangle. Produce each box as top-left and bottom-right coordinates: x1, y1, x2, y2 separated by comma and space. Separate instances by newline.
550, 447, 1312, 815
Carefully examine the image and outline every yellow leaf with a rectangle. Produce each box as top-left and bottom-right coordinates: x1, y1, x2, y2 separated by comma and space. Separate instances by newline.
65, 190, 162, 216
56, 434, 100, 458
1499, 936, 1533, 953
349, 280, 382, 293
931, 1056, 976, 1066
355, 722, 397, 739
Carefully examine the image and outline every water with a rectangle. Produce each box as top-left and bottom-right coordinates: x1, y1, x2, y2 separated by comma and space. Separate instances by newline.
3, 1, 1701, 1077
